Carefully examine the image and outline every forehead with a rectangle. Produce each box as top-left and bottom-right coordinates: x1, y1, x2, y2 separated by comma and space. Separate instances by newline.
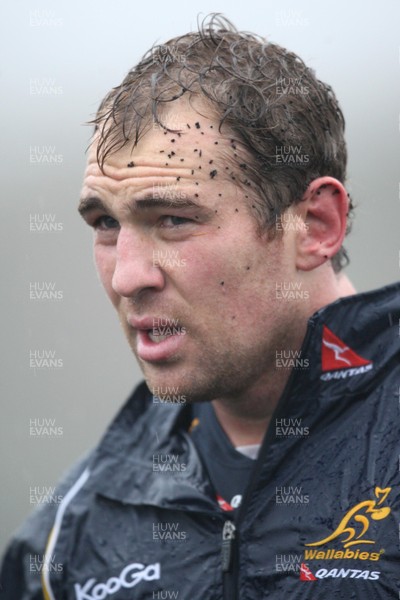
85, 100, 248, 183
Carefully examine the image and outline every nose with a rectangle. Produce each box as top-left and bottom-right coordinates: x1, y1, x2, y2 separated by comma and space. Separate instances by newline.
111, 226, 165, 298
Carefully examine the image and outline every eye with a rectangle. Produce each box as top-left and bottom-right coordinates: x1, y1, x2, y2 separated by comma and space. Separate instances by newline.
161, 215, 193, 227
93, 215, 120, 230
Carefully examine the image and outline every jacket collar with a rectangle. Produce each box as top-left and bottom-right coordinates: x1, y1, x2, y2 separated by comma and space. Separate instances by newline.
270, 280, 400, 430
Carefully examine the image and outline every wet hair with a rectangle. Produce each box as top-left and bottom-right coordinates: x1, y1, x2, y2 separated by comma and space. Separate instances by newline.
91, 13, 353, 271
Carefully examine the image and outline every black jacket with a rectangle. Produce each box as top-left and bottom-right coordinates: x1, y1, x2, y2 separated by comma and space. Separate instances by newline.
1, 282, 400, 599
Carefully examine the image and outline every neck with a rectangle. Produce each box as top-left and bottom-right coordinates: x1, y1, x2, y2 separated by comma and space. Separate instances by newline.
211, 268, 355, 447
211, 355, 293, 447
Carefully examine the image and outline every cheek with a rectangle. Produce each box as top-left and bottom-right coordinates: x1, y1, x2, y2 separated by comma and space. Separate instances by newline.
179, 241, 263, 309
94, 245, 118, 305
184, 235, 285, 317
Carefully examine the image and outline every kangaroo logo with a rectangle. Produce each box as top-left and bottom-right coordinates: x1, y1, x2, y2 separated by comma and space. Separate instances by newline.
322, 339, 351, 365
306, 487, 391, 548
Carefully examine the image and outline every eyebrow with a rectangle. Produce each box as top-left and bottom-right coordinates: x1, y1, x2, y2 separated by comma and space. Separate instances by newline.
78, 196, 105, 217
78, 196, 202, 217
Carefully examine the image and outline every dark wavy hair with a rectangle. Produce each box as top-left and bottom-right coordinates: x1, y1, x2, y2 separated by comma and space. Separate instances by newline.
91, 13, 353, 271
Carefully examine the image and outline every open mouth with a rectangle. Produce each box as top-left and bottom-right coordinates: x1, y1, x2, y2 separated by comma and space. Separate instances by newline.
136, 327, 187, 362
127, 315, 188, 362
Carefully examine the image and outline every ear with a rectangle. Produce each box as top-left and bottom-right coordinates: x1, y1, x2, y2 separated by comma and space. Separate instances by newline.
294, 176, 349, 272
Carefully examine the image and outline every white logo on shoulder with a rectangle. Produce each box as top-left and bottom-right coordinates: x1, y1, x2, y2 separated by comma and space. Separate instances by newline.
74, 562, 160, 600
322, 339, 351, 365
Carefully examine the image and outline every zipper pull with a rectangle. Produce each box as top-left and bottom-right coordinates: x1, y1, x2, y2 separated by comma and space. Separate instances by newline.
221, 520, 236, 572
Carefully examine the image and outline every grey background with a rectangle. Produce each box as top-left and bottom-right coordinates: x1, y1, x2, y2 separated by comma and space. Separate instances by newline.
1, 0, 399, 556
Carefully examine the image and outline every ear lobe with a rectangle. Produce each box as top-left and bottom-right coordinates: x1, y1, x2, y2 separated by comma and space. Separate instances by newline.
295, 176, 349, 272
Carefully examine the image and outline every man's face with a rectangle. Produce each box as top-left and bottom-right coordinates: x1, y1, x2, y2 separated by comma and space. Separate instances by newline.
79, 103, 301, 403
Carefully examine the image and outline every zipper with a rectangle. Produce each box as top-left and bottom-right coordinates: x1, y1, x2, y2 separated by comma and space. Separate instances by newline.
222, 518, 238, 600
221, 520, 236, 572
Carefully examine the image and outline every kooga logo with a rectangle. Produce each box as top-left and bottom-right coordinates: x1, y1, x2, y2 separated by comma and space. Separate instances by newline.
74, 562, 160, 600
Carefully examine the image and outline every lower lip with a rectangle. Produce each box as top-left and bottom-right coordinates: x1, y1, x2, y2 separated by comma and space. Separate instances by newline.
136, 330, 186, 362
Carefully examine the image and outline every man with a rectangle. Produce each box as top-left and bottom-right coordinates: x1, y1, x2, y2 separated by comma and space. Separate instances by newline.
1, 13, 399, 600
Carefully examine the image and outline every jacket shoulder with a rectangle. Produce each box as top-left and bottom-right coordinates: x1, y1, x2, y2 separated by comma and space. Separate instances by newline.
0, 451, 92, 600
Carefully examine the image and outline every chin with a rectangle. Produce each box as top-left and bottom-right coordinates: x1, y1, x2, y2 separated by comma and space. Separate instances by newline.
141, 368, 209, 405
140, 365, 186, 399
